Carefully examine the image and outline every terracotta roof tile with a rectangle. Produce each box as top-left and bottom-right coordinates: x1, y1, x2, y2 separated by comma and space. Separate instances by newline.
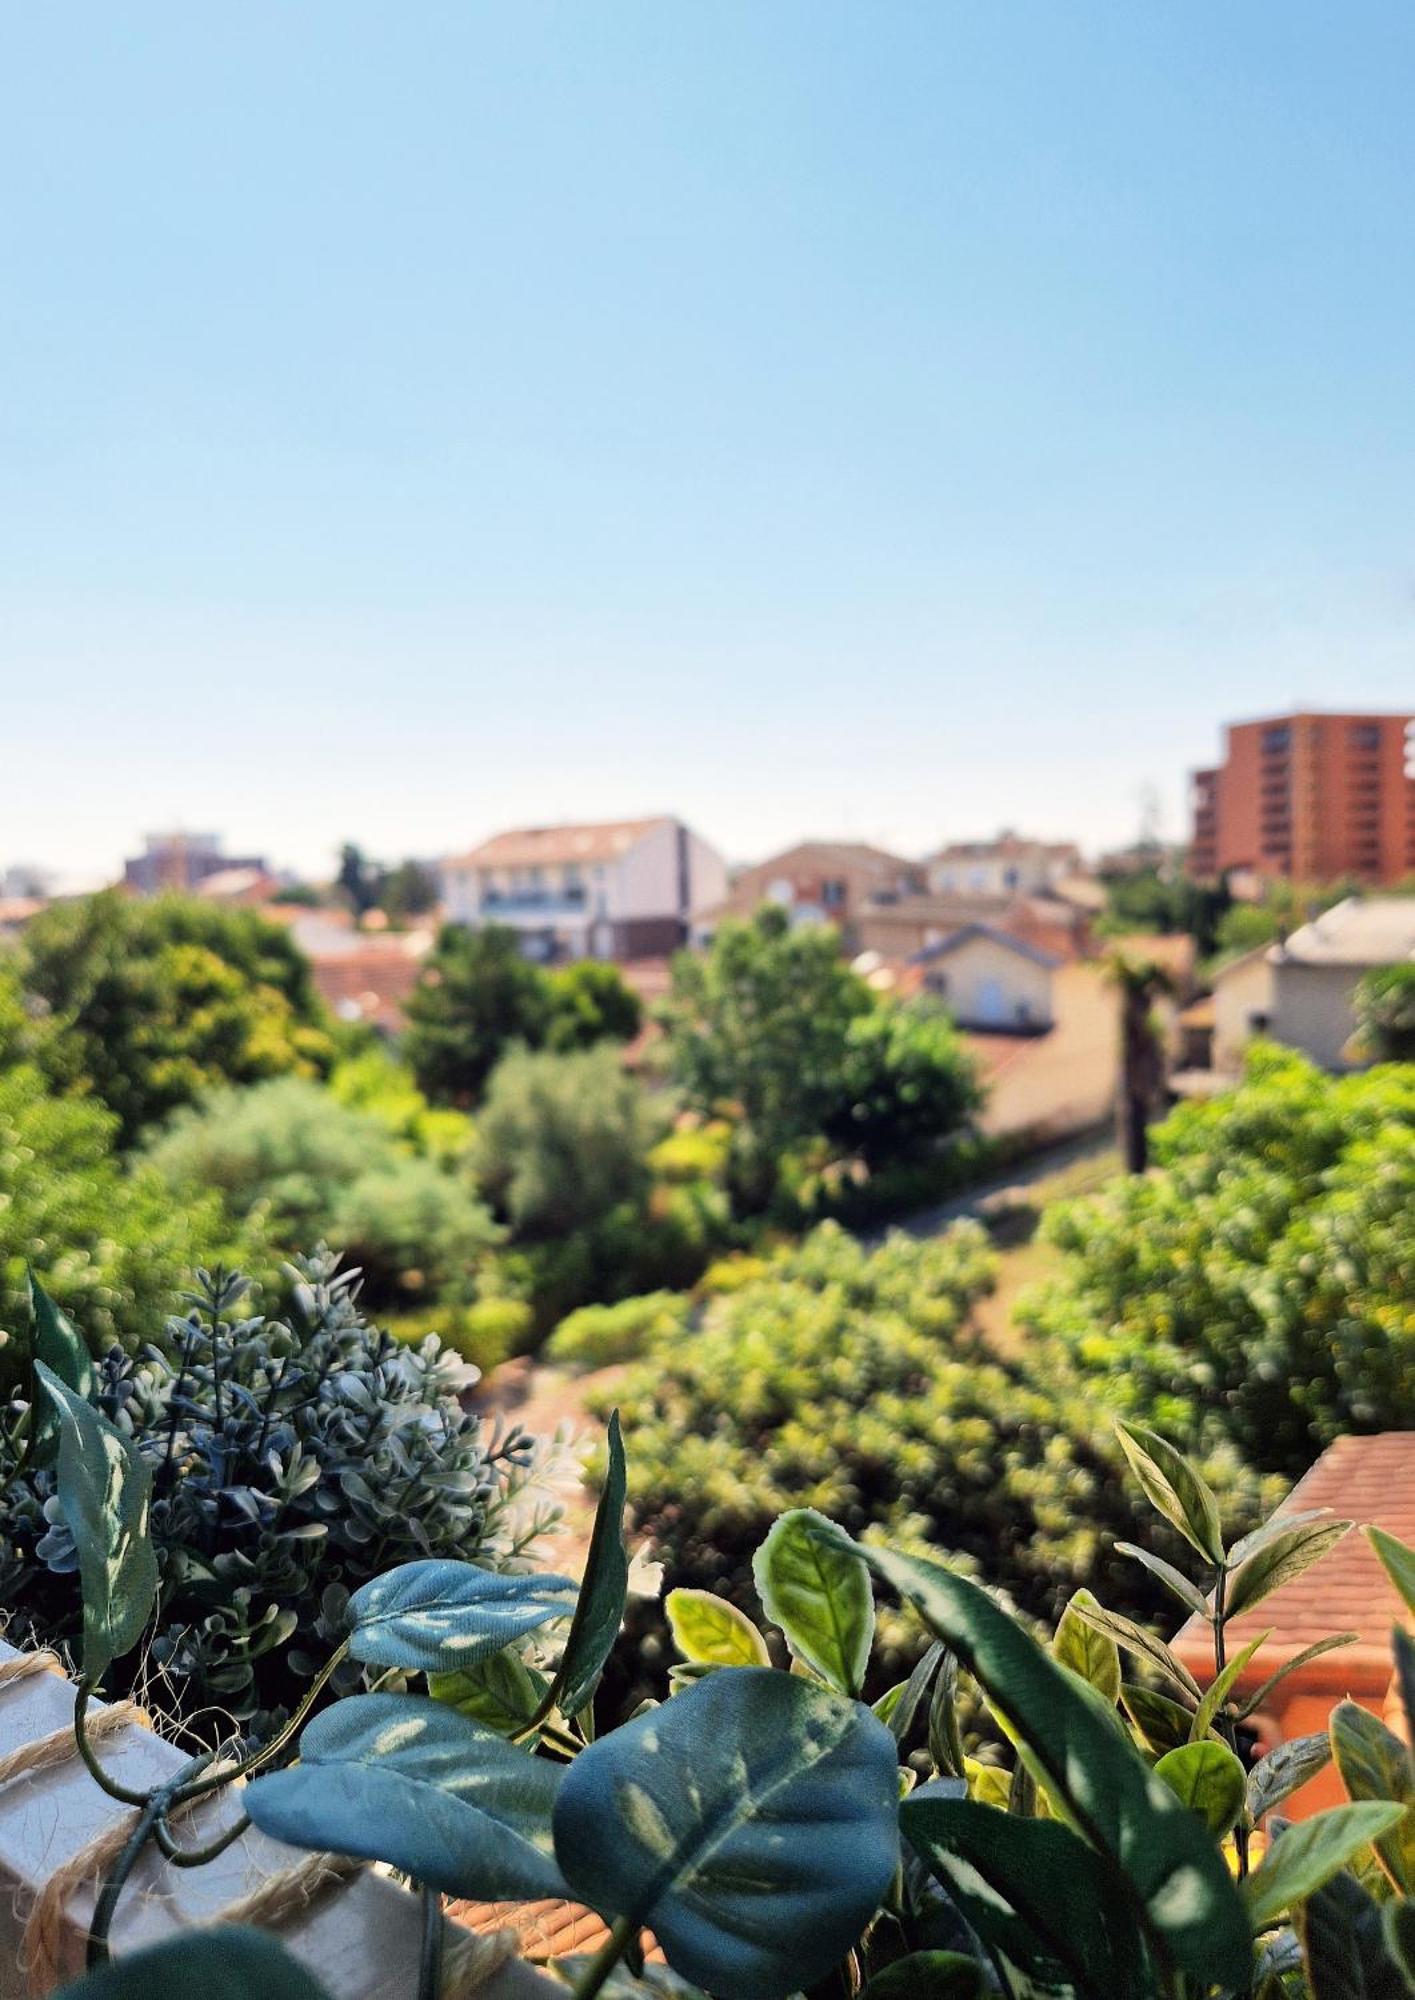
446, 819, 670, 870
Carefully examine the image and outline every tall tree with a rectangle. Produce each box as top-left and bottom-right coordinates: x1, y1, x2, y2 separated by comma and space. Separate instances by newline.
403, 923, 552, 1105
1108, 952, 1172, 1174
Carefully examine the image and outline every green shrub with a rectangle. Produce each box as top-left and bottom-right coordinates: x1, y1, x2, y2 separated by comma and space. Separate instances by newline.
1021, 1045, 1415, 1473
385, 1294, 534, 1373
647, 1119, 733, 1186
696, 1250, 771, 1295
546, 1290, 694, 1370
327, 1045, 476, 1163
475, 1043, 662, 1240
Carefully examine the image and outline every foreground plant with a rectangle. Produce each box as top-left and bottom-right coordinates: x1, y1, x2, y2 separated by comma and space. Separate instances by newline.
18, 1266, 1415, 2000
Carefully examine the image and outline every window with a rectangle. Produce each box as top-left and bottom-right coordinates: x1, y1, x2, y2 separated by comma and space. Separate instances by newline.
821, 879, 846, 909
1350, 723, 1382, 750
1261, 725, 1291, 754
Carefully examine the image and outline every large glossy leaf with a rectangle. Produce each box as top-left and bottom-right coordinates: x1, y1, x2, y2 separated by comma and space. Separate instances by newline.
1154, 1742, 1247, 1837
552, 1666, 899, 2000
1244, 1804, 1406, 1933
345, 1558, 575, 1672
859, 1952, 985, 1998
28, 1270, 95, 1464
1053, 1591, 1121, 1704
1121, 1682, 1195, 1756
819, 1531, 1251, 1990
429, 1647, 552, 1739
753, 1507, 875, 1696
550, 1408, 629, 1718
35, 1362, 158, 1682
1295, 1867, 1411, 2000
1069, 1596, 1203, 1701
1368, 1528, 1415, 1618
666, 1588, 770, 1667
54, 1929, 333, 2000
1226, 1519, 1352, 1619
1248, 1734, 1334, 1822
1116, 1421, 1224, 1566
902, 1794, 1152, 1999
245, 1692, 568, 1901
1330, 1701, 1415, 1894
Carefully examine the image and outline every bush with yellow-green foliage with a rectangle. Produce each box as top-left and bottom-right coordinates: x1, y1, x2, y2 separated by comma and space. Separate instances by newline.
545, 1289, 694, 1370
385, 1294, 534, 1374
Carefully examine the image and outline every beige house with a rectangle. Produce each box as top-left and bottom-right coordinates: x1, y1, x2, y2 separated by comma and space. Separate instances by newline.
696, 840, 920, 949
913, 924, 1060, 1032
1210, 947, 1274, 1073
925, 831, 1082, 899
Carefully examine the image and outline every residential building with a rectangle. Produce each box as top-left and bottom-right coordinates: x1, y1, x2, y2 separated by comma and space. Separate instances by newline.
440, 817, 727, 964
1173, 1431, 1415, 1819
911, 924, 1060, 1031
924, 831, 1083, 899
123, 832, 268, 896
696, 840, 921, 948
1189, 710, 1415, 886
854, 890, 1091, 965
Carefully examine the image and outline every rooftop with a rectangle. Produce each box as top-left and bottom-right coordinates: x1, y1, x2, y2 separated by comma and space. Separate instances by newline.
1271, 896, 1415, 969
911, 922, 1063, 971
446, 818, 671, 871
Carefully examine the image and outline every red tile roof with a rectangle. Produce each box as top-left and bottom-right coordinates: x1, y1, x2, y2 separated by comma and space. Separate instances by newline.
1174, 1431, 1415, 1696
446, 819, 670, 870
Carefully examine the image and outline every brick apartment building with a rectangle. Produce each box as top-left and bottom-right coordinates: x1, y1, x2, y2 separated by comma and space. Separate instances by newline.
1190, 710, 1415, 885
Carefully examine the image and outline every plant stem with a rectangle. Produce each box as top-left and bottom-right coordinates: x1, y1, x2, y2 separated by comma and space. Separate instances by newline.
86, 1786, 171, 1966
418, 1882, 444, 2000
171, 1639, 350, 1804
153, 1807, 251, 1866
570, 1914, 637, 2000
73, 1685, 153, 1808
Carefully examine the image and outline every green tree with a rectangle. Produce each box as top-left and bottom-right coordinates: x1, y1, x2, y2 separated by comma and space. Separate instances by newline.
21, 893, 334, 1145
474, 1043, 661, 1239
377, 858, 439, 925
545, 960, 644, 1051
1210, 901, 1279, 957
403, 924, 552, 1105
1108, 952, 1173, 1174
822, 1002, 981, 1170
336, 841, 380, 917
1352, 962, 1415, 1062
663, 906, 873, 1208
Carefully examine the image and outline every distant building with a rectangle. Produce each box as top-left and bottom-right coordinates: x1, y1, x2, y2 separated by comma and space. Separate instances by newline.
440, 817, 727, 964
854, 890, 1091, 965
123, 833, 269, 897
924, 832, 1083, 899
911, 924, 1061, 1032
1189, 710, 1415, 886
696, 841, 921, 949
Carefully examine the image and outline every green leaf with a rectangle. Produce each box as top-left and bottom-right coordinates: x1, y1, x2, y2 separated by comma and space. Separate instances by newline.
1226, 1519, 1353, 1619
1247, 1733, 1334, 1822
1330, 1701, 1415, 1894
552, 1407, 629, 1718
1369, 1528, 1415, 1618
245, 1692, 568, 1901
1113, 1541, 1210, 1619
1191, 1629, 1270, 1741
752, 1507, 875, 1696
1121, 1682, 1196, 1756
1116, 1420, 1224, 1566
1227, 1507, 1337, 1571
552, 1666, 899, 2000
1244, 1804, 1407, 1932
822, 1531, 1250, 1990
35, 1361, 158, 1682
1239, 1634, 1361, 1721
28, 1270, 95, 1464
1053, 1590, 1122, 1704
902, 1794, 1152, 1998
53, 1928, 333, 2000
1384, 1899, 1415, 1988
1154, 1741, 1247, 1837
859, 1950, 986, 1998
429, 1647, 552, 1739
1296, 1867, 1412, 2000
1395, 1630, 1415, 1747
1070, 1595, 1203, 1700
886, 1639, 945, 1747
346, 1559, 576, 1673
666, 1588, 770, 1667
927, 1646, 967, 1778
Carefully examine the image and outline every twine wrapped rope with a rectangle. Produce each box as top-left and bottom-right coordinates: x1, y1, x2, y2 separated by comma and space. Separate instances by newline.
0, 1659, 515, 1996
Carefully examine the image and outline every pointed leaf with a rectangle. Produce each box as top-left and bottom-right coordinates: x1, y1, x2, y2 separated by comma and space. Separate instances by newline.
1122, 1682, 1196, 1756
1053, 1591, 1121, 1704
1330, 1700, 1415, 1894
1227, 1508, 1336, 1571
53, 1928, 333, 2000
1248, 1734, 1335, 1822
819, 1529, 1250, 1990
346, 1559, 575, 1673
1395, 1630, 1415, 1748
1113, 1542, 1210, 1619
1070, 1596, 1203, 1700
1244, 1804, 1407, 1932
1384, 1900, 1415, 1988
860, 1953, 985, 1999
887, 1640, 945, 1747
28, 1271, 95, 1464
552, 1408, 629, 1718
1226, 1520, 1352, 1619
753, 1507, 875, 1696
35, 1362, 157, 1682
1369, 1528, 1415, 1619
1295, 1866, 1411, 2000
552, 1667, 899, 2000
1116, 1421, 1224, 1565
245, 1692, 567, 1901
429, 1647, 552, 1739
1240, 1635, 1361, 1722
1154, 1741, 1247, 1837
1191, 1630, 1270, 1741
665, 1588, 770, 1668
902, 1795, 1152, 1998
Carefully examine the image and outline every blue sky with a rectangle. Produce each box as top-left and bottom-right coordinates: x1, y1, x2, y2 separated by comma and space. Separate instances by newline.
3, 4, 1413, 883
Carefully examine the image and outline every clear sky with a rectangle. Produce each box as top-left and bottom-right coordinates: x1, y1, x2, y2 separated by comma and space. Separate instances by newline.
3, 4, 1413, 885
